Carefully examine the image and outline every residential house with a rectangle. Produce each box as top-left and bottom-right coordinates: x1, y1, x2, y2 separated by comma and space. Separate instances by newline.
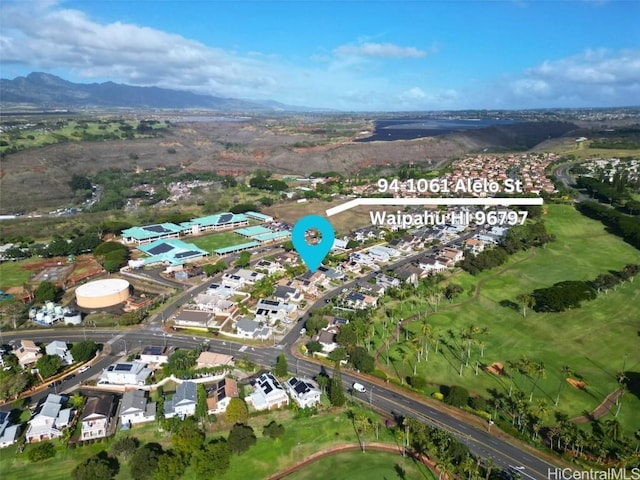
317, 265, 345, 281
13, 340, 42, 368
0, 411, 19, 448
45, 341, 74, 365
191, 293, 237, 317
418, 257, 449, 274
206, 378, 239, 414
394, 265, 421, 287
164, 381, 198, 419
315, 326, 340, 353
254, 259, 284, 275
172, 310, 215, 331
332, 237, 349, 251
344, 291, 378, 310
235, 318, 271, 340
463, 238, 485, 255
26, 394, 73, 442
139, 346, 174, 365
375, 273, 401, 289
206, 283, 236, 299
120, 390, 156, 427
246, 373, 289, 411
254, 298, 297, 325
81, 395, 116, 441
438, 247, 464, 263
273, 285, 303, 303
98, 361, 151, 386
285, 377, 321, 408
196, 352, 234, 369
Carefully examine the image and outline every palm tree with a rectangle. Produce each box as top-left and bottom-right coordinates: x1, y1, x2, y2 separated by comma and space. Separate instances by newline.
555, 365, 571, 406
603, 419, 622, 445
529, 361, 546, 402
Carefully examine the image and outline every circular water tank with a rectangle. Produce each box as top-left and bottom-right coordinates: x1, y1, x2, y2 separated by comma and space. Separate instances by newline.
75, 278, 130, 309
36, 312, 44, 321
44, 314, 53, 324
54, 305, 63, 315
46, 301, 55, 312
29, 308, 37, 319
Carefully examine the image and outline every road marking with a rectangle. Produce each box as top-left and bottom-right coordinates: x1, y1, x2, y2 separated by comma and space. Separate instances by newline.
326, 197, 544, 217
239, 345, 248, 352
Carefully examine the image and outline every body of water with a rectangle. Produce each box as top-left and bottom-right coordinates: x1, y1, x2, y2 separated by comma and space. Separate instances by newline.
355, 117, 516, 142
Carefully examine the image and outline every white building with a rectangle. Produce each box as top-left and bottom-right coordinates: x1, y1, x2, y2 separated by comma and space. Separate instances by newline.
120, 390, 156, 427
164, 381, 197, 419
98, 361, 151, 386
0, 411, 19, 448
139, 346, 174, 365
285, 377, 321, 408
246, 373, 289, 411
45, 340, 74, 365
235, 318, 271, 340
26, 394, 73, 443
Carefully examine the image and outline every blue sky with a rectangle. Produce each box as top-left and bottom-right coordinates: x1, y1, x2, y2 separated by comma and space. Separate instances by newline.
1, 0, 639, 111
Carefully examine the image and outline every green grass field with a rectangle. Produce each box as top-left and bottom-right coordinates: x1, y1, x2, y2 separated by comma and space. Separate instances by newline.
189, 231, 250, 253
0, 120, 167, 153
0, 407, 404, 480
374, 204, 640, 435
0, 258, 41, 290
285, 450, 437, 480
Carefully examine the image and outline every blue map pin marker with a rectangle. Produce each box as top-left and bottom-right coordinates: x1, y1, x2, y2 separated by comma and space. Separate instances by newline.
291, 215, 335, 273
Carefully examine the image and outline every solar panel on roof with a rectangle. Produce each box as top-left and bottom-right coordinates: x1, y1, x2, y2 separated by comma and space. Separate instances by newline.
145, 225, 170, 233
217, 389, 225, 401
114, 363, 133, 371
175, 250, 201, 259
263, 384, 273, 394
262, 299, 279, 306
294, 383, 309, 394
148, 243, 173, 255
218, 213, 232, 223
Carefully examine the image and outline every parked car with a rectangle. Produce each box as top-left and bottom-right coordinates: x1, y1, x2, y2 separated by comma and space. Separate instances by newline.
78, 365, 91, 373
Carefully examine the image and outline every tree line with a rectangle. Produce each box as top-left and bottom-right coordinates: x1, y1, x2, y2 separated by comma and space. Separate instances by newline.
576, 201, 640, 249
461, 220, 554, 275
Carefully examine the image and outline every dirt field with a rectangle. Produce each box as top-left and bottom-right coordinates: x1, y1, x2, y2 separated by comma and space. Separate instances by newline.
0, 118, 461, 214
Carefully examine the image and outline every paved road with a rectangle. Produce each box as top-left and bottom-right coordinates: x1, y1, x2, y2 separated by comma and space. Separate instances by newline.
553, 162, 588, 202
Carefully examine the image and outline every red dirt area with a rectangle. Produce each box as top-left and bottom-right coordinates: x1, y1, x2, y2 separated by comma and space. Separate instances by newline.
567, 378, 587, 389
487, 362, 506, 376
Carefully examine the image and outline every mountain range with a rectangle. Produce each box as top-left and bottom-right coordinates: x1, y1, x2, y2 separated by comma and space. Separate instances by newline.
0, 72, 313, 112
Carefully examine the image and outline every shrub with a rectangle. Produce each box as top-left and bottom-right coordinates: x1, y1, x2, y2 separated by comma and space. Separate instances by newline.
407, 376, 427, 390
432, 392, 444, 401
468, 396, 488, 412
445, 385, 469, 407
28, 442, 56, 462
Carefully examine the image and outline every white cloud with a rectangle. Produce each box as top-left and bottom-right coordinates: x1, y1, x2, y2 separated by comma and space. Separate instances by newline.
0, 2, 280, 99
334, 42, 428, 59
505, 49, 640, 107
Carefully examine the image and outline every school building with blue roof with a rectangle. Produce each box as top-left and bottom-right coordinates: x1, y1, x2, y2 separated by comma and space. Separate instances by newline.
137, 239, 209, 266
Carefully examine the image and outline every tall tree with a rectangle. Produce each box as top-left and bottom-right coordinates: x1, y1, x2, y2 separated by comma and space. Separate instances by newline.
227, 423, 256, 454
274, 353, 288, 377
225, 398, 249, 424
191, 439, 231, 477
329, 362, 346, 407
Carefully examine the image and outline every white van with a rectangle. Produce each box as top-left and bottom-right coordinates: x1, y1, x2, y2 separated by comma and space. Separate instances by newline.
352, 382, 366, 393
